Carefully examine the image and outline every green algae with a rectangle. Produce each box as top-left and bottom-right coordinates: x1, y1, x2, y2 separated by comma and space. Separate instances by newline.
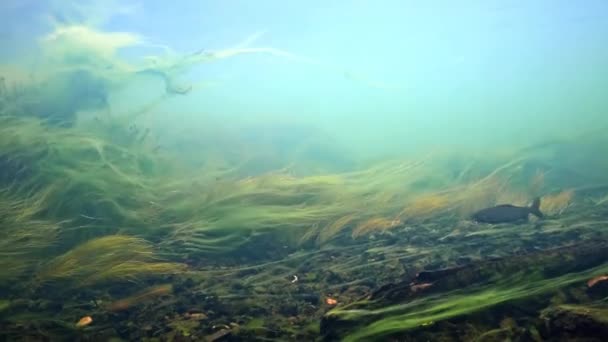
327, 262, 608, 342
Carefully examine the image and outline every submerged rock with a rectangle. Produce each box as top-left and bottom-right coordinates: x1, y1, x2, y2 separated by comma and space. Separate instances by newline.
541, 304, 608, 340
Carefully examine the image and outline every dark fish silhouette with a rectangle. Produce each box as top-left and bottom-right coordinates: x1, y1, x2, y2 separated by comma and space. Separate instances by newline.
472, 198, 543, 224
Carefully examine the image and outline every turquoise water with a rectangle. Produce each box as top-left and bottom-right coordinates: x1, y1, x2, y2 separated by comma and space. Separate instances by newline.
2, 0, 608, 161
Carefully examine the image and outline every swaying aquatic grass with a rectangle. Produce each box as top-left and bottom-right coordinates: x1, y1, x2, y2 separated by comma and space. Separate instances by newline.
541, 189, 574, 216
0, 113, 589, 268
0, 108, 603, 299
0, 116, 167, 243
296, 155, 540, 242
0, 109, 581, 263
36, 235, 185, 287
0, 187, 60, 284
0, 113, 405, 255
0, 119, 168, 276
171, 161, 448, 248
158, 173, 348, 252
185, 152, 546, 248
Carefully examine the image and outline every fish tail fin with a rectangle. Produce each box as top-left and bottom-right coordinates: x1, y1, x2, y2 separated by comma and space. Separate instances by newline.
529, 197, 544, 218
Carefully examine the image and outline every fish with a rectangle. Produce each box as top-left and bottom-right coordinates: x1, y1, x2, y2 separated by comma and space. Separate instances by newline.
471, 197, 543, 224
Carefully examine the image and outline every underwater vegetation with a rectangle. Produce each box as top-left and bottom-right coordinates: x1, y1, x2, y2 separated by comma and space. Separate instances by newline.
1, 21, 608, 342
2, 102, 607, 340
322, 241, 608, 341
35, 235, 185, 288
0, 116, 164, 242
0, 188, 60, 285
2, 91, 608, 340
